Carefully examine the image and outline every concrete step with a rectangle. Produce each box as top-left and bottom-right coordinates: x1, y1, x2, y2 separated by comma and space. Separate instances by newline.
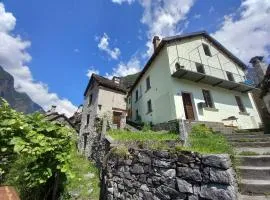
236, 147, 270, 155
238, 194, 270, 200
238, 155, 270, 166
226, 135, 270, 140
228, 137, 270, 143
237, 166, 270, 180
232, 141, 270, 148
240, 179, 270, 195
224, 131, 264, 136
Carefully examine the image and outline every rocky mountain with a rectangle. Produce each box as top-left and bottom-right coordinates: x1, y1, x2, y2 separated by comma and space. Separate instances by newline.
0, 66, 44, 114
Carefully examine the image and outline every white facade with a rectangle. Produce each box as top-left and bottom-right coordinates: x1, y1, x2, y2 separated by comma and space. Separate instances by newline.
130, 35, 262, 129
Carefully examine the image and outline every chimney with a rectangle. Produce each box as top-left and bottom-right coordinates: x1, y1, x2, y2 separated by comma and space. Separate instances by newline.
249, 56, 267, 85
152, 36, 161, 51
47, 105, 57, 114
112, 76, 121, 85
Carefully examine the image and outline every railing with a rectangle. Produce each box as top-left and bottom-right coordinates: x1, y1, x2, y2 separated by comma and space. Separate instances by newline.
170, 56, 246, 83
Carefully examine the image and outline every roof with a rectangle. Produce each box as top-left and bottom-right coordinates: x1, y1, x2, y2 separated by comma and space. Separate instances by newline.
249, 56, 264, 64
130, 31, 247, 92
45, 112, 76, 129
84, 74, 127, 96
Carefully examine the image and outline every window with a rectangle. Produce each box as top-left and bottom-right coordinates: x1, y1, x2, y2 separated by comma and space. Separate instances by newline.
86, 114, 90, 126
146, 76, 151, 90
147, 100, 152, 113
98, 104, 102, 111
136, 109, 139, 120
235, 96, 246, 112
202, 90, 214, 108
139, 85, 142, 97
203, 43, 212, 57
88, 94, 93, 105
0, 91, 4, 97
226, 71, 235, 82
83, 135, 87, 151
135, 90, 139, 101
196, 63, 205, 74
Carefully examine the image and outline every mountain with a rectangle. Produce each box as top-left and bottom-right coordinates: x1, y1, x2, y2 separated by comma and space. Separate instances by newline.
121, 72, 141, 91
0, 66, 44, 114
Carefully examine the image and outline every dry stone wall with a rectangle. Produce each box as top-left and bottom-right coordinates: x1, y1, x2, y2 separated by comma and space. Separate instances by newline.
102, 149, 237, 200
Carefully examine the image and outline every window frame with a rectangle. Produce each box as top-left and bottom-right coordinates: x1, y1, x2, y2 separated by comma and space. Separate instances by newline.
196, 63, 205, 74
88, 94, 93, 106
202, 89, 215, 108
86, 114, 90, 126
226, 71, 235, 82
235, 96, 246, 113
147, 99, 153, 113
135, 90, 139, 102
146, 76, 151, 91
202, 43, 212, 57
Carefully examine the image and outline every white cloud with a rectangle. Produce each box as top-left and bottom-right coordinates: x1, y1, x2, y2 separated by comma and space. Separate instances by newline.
97, 33, 121, 60
209, 6, 215, 14
106, 57, 141, 79
193, 14, 201, 19
0, 3, 77, 117
86, 67, 99, 78
112, 0, 135, 5
212, 0, 270, 63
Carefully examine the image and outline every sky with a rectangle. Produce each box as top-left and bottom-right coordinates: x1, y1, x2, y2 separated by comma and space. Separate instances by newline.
0, 0, 269, 117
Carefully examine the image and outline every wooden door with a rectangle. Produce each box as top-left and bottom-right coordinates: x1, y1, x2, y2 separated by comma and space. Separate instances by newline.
113, 111, 122, 128
182, 92, 195, 120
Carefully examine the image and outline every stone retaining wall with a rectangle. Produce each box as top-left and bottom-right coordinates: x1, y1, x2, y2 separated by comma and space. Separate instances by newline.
102, 149, 237, 200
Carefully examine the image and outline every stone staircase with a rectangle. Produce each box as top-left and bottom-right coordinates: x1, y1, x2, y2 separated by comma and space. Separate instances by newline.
224, 130, 270, 200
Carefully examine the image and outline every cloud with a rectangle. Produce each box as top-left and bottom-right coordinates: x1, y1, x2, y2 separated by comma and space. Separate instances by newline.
111, 0, 135, 5
97, 33, 121, 60
0, 3, 77, 117
73, 48, 79, 53
106, 57, 141, 79
193, 14, 201, 19
212, 0, 270, 63
209, 6, 215, 14
86, 67, 99, 78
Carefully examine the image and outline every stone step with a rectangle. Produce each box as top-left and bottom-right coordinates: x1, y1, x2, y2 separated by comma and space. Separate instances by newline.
226, 134, 270, 140
239, 179, 270, 195
236, 147, 270, 155
224, 131, 264, 136
238, 155, 270, 166
228, 137, 270, 143
237, 166, 270, 180
238, 194, 270, 200
232, 141, 270, 148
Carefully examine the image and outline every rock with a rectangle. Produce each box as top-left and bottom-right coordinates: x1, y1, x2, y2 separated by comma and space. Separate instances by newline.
107, 187, 114, 194
176, 178, 193, 193
131, 164, 144, 174
152, 159, 174, 168
202, 154, 231, 169
177, 167, 202, 182
163, 169, 176, 178
210, 168, 234, 184
138, 153, 152, 164
140, 184, 149, 192
188, 195, 199, 200
200, 184, 236, 200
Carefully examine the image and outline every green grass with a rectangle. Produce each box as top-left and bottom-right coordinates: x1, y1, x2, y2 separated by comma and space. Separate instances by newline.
108, 129, 179, 141
184, 124, 233, 154
238, 151, 259, 156
62, 149, 100, 200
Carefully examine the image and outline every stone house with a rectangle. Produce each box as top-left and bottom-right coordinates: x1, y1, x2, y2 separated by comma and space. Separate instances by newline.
128, 31, 261, 129
79, 74, 128, 155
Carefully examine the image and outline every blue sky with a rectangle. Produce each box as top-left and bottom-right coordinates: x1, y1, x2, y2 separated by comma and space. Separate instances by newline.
0, 0, 269, 116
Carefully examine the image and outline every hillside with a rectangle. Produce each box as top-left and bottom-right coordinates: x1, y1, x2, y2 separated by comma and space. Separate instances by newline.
0, 66, 44, 114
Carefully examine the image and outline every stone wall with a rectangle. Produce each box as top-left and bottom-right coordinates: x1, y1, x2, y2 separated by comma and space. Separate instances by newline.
102, 149, 237, 200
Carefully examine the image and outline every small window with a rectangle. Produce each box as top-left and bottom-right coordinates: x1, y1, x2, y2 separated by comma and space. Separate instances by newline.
139, 85, 142, 97
196, 63, 205, 74
146, 76, 151, 90
86, 114, 90, 126
235, 96, 246, 112
147, 100, 153, 113
136, 109, 139, 120
88, 94, 93, 105
0, 91, 4, 97
202, 90, 214, 108
135, 90, 139, 101
83, 135, 87, 151
203, 44, 212, 57
98, 104, 102, 111
226, 71, 235, 82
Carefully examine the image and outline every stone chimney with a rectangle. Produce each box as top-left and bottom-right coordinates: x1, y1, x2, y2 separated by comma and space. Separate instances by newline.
112, 76, 121, 85
47, 105, 57, 114
249, 56, 268, 86
152, 36, 161, 51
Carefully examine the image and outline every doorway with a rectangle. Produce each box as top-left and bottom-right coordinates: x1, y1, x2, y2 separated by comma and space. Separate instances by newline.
113, 111, 122, 128
182, 92, 195, 120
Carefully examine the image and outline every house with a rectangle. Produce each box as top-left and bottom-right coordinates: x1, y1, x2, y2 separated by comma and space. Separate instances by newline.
128, 31, 262, 129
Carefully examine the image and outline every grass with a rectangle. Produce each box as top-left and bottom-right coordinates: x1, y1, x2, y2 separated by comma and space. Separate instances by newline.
62, 149, 100, 200
108, 129, 179, 141
183, 124, 234, 154
238, 151, 259, 156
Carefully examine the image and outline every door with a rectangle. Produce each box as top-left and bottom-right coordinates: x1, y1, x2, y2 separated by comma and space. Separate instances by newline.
182, 92, 195, 120
113, 111, 122, 128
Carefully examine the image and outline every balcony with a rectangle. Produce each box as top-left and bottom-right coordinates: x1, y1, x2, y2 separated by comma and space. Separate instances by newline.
171, 56, 258, 93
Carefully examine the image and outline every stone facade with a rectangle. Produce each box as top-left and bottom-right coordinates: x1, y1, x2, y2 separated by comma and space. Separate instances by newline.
102, 149, 237, 200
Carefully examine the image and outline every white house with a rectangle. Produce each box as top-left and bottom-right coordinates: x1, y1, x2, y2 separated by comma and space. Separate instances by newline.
128, 31, 262, 129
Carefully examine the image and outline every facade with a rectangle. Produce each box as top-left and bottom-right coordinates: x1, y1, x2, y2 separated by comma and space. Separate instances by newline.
129, 31, 261, 129
79, 74, 127, 155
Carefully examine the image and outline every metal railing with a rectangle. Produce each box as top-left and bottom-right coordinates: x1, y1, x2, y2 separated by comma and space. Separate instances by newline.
170, 56, 246, 83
